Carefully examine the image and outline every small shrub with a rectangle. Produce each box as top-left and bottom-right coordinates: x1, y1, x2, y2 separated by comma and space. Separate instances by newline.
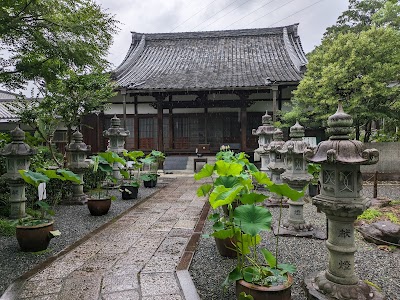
0, 218, 16, 236
83, 165, 106, 192
357, 208, 382, 221
384, 212, 399, 224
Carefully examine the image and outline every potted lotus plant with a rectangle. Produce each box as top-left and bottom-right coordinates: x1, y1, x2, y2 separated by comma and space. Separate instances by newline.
87, 151, 125, 215
119, 150, 144, 199
17, 168, 81, 252
195, 151, 304, 299
307, 163, 321, 197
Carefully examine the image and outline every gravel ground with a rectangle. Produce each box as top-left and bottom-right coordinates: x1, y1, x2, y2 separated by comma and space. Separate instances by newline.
190, 183, 400, 300
0, 178, 172, 296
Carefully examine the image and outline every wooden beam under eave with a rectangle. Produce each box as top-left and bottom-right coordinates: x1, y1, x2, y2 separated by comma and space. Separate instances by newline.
240, 106, 247, 152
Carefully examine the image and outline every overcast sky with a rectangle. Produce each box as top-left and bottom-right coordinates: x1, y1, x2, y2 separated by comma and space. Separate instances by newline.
97, 0, 350, 69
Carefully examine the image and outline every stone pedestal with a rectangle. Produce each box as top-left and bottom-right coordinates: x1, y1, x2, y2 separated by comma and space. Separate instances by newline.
0, 127, 35, 219
103, 115, 129, 180
305, 102, 383, 299
65, 131, 91, 205
252, 111, 274, 175
275, 121, 323, 239
265, 128, 287, 207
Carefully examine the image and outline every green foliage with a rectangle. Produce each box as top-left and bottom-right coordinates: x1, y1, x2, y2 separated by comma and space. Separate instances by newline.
357, 208, 382, 221
233, 205, 272, 236
0, 0, 119, 89
308, 163, 321, 185
384, 212, 399, 224
139, 173, 158, 182
0, 218, 16, 236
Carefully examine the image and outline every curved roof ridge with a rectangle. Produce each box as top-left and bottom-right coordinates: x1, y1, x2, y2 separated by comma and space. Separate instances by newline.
114, 34, 146, 77
130, 24, 299, 41
282, 27, 307, 73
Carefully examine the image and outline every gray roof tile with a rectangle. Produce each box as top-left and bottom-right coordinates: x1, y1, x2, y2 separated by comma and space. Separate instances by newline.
113, 24, 307, 91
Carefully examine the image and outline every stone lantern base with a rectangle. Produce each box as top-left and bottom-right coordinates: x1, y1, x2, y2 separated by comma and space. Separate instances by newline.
304, 271, 385, 300
273, 222, 326, 239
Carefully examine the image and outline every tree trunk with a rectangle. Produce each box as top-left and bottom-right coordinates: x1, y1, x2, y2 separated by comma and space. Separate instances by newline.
364, 120, 371, 143
355, 121, 360, 141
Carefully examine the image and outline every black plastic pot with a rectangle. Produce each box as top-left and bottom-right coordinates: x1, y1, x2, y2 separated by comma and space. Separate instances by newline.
143, 178, 157, 188
121, 185, 139, 200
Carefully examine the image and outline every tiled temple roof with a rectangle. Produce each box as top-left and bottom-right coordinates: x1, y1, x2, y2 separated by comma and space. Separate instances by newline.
113, 24, 308, 91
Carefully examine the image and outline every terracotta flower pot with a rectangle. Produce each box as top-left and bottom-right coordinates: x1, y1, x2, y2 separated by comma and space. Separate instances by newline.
214, 236, 238, 258
121, 185, 138, 200
236, 274, 293, 300
16, 221, 55, 252
87, 197, 111, 216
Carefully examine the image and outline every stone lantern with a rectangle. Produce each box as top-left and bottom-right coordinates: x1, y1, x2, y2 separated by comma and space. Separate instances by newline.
65, 131, 91, 204
252, 111, 275, 175
103, 115, 129, 180
277, 121, 318, 237
304, 102, 382, 299
0, 127, 36, 219
265, 128, 287, 206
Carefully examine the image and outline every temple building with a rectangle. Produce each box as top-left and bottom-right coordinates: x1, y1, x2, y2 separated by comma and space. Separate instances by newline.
82, 24, 308, 154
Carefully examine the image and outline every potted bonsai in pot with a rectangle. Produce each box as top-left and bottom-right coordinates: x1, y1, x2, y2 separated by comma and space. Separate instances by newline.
17, 168, 81, 252
87, 151, 124, 215
119, 150, 144, 200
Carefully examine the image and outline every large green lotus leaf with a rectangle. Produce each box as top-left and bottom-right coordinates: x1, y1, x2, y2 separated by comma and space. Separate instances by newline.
261, 248, 277, 268
98, 163, 113, 173
196, 183, 212, 197
268, 183, 304, 201
277, 263, 297, 275
37, 168, 65, 181
240, 193, 268, 205
99, 151, 126, 165
215, 160, 243, 176
243, 266, 261, 283
223, 266, 243, 287
212, 221, 224, 231
246, 163, 259, 173
209, 185, 243, 209
212, 228, 236, 239
208, 213, 220, 222
234, 205, 272, 236
123, 150, 144, 160
119, 169, 130, 179
235, 232, 261, 255
238, 177, 253, 191
19, 170, 50, 188
194, 164, 215, 180
214, 176, 240, 188
57, 169, 81, 183
252, 171, 273, 185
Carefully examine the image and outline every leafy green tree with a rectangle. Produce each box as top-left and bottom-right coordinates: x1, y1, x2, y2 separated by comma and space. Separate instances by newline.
285, 0, 400, 142
0, 0, 118, 89
18, 71, 116, 166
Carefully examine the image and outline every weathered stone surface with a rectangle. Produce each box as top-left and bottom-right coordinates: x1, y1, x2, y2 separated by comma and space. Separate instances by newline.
142, 295, 182, 300
19, 278, 63, 298
359, 221, 400, 245
101, 273, 138, 294
101, 289, 140, 300
140, 272, 180, 296
58, 270, 102, 300
142, 255, 181, 273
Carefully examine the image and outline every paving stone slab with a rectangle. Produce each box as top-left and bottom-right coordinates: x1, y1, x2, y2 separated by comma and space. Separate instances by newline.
78, 253, 121, 273
154, 237, 189, 257
58, 270, 102, 300
101, 273, 138, 294
21, 295, 59, 300
142, 295, 182, 300
19, 278, 63, 298
101, 290, 140, 300
141, 255, 181, 273
28, 259, 85, 281
140, 272, 181, 296
167, 228, 193, 238
173, 219, 197, 230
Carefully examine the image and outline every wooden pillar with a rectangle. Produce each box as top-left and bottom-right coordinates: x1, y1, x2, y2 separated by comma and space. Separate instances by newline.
240, 106, 247, 152
204, 107, 208, 144
278, 85, 283, 110
272, 85, 278, 122
168, 96, 174, 150
134, 95, 139, 149
155, 94, 164, 152
121, 89, 127, 128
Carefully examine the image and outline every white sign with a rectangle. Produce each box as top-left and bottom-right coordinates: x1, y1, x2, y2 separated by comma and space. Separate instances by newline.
38, 182, 47, 200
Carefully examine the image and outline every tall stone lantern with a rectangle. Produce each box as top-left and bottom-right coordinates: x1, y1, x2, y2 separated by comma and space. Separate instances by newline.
65, 131, 91, 204
103, 115, 129, 180
304, 103, 382, 299
265, 128, 287, 206
277, 121, 318, 237
252, 111, 275, 175
0, 127, 36, 219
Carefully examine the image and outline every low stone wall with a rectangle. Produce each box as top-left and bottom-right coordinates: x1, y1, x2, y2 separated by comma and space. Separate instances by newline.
361, 142, 400, 181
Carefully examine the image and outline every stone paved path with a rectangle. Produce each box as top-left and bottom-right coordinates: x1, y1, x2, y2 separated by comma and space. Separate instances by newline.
4, 176, 205, 300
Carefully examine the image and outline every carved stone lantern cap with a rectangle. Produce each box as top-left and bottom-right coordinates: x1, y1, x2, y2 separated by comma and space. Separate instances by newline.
252, 111, 275, 136
66, 130, 91, 152
289, 120, 305, 139
103, 115, 129, 137
265, 128, 285, 152
306, 102, 379, 165
0, 126, 36, 156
